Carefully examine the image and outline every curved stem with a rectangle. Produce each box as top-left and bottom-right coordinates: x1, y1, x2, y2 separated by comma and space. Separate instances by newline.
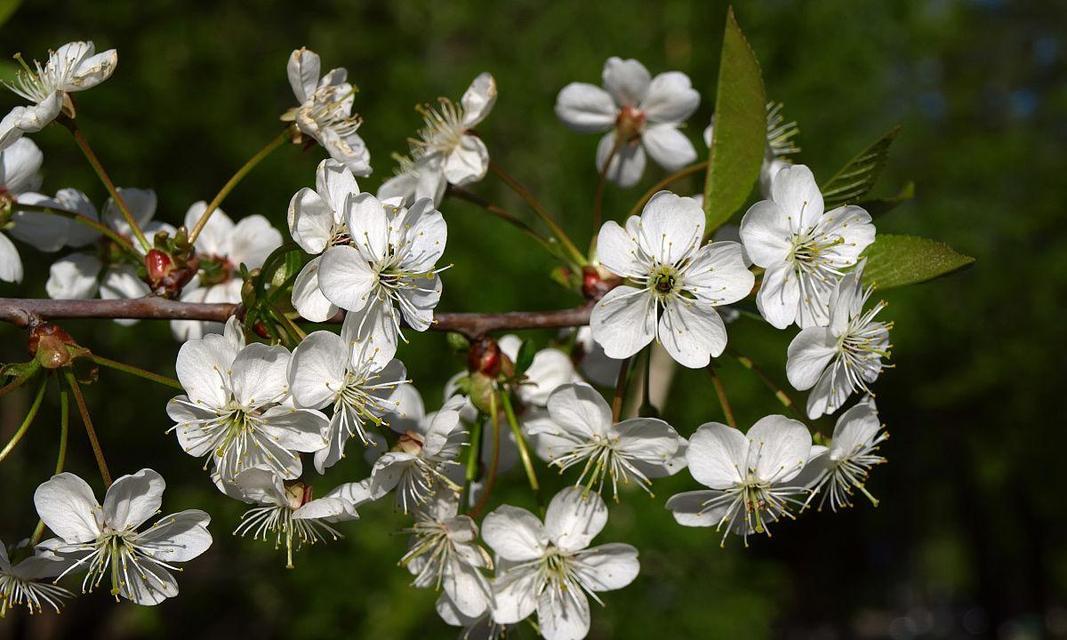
591, 139, 622, 252
464, 412, 484, 506
0, 376, 48, 463
64, 370, 112, 487
15, 203, 135, 253
489, 162, 587, 266
61, 118, 151, 252
610, 355, 633, 423
31, 384, 69, 546
728, 348, 805, 420
91, 353, 182, 390
469, 391, 501, 519
189, 131, 288, 243
626, 161, 709, 218
501, 391, 542, 511
707, 365, 737, 428
448, 186, 570, 265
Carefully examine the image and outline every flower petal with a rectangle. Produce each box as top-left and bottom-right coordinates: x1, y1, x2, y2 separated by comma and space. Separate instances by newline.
589, 285, 656, 360
288, 47, 321, 104
786, 327, 837, 390
658, 300, 727, 368
481, 505, 547, 562
34, 473, 101, 543
288, 330, 348, 409
46, 253, 101, 299
755, 263, 800, 330
537, 584, 591, 640
291, 256, 338, 322
685, 423, 747, 489
175, 333, 238, 408
574, 542, 640, 592
637, 191, 704, 265
460, 72, 497, 128
746, 415, 812, 484
554, 82, 617, 133
443, 134, 489, 185
596, 133, 646, 187
771, 164, 823, 233
545, 487, 607, 552
318, 245, 377, 312
546, 383, 611, 439
602, 57, 650, 107
136, 509, 212, 562
739, 200, 792, 268
103, 468, 165, 531
641, 71, 699, 124
642, 124, 697, 171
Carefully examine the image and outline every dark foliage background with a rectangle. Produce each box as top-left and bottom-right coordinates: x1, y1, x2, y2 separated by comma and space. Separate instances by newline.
1, 1, 1064, 638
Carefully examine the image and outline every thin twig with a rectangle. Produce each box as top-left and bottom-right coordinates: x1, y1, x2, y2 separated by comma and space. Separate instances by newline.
489, 161, 586, 265
707, 365, 737, 428
15, 202, 135, 252
728, 347, 805, 419
447, 185, 569, 263
64, 370, 112, 487
469, 392, 501, 519
626, 161, 709, 218
611, 355, 633, 422
0, 376, 48, 463
501, 391, 543, 511
31, 384, 69, 546
91, 353, 183, 390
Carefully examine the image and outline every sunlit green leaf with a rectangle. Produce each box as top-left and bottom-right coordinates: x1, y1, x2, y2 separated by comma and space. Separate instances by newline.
861, 234, 975, 290
822, 125, 900, 210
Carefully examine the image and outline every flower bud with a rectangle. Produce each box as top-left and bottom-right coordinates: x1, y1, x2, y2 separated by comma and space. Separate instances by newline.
145, 249, 173, 285
468, 372, 497, 414
395, 431, 424, 456
283, 481, 313, 510
581, 265, 621, 301
467, 336, 501, 376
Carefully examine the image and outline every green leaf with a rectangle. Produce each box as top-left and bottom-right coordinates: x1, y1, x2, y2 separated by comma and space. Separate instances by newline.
821, 125, 901, 210
859, 181, 915, 217
861, 234, 975, 290
515, 339, 537, 376
703, 6, 767, 233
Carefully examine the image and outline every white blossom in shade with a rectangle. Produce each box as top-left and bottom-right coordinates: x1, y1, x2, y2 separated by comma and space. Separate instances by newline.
367, 386, 467, 513
33, 469, 212, 606
288, 330, 408, 472
436, 592, 511, 640
0, 42, 117, 150
171, 202, 283, 341
571, 326, 621, 388
703, 101, 801, 199
166, 337, 329, 482
0, 138, 45, 283
590, 191, 754, 368
528, 383, 686, 499
401, 491, 493, 618
739, 164, 876, 329
12, 188, 100, 255
287, 158, 362, 322
483, 488, 640, 640
284, 47, 370, 176
381, 73, 497, 204
800, 398, 888, 511
786, 262, 891, 418
44, 188, 175, 325
498, 334, 581, 409
225, 468, 364, 568
318, 194, 447, 366
0, 539, 72, 616
555, 57, 699, 187
666, 416, 812, 546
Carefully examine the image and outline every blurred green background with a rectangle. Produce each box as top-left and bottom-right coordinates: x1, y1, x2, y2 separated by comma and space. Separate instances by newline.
1, 0, 1064, 638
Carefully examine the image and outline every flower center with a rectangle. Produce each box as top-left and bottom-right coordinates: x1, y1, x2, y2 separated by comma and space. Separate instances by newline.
396, 431, 424, 456
615, 105, 646, 142
649, 264, 681, 299
413, 97, 467, 157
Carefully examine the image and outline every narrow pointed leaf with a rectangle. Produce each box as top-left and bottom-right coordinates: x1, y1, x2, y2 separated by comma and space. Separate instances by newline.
703, 6, 767, 233
859, 181, 915, 218
821, 126, 901, 210
861, 234, 975, 290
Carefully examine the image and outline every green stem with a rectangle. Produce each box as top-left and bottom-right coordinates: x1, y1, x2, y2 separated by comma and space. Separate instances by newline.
590, 139, 622, 255
627, 161, 709, 219
610, 355, 633, 423
448, 186, 571, 265
728, 348, 805, 420
64, 370, 112, 487
489, 162, 587, 266
61, 118, 151, 252
0, 377, 48, 463
500, 391, 543, 511
189, 131, 288, 243
469, 391, 501, 519
91, 353, 183, 390
707, 364, 737, 428
31, 384, 69, 545
14, 203, 135, 253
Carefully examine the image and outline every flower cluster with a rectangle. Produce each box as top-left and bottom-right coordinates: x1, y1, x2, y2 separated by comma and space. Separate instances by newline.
0, 31, 935, 640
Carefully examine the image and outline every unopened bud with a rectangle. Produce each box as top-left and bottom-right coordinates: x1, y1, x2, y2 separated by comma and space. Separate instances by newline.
468, 372, 497, 414
467, 336, 501, 377
283, 481, 313, 510
34, 335, 71, 369
145, 249, 173, 286
581, 265, 621, 301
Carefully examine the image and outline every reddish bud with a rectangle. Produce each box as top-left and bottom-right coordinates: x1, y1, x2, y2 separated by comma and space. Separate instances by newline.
28, 322, 75, 356
467, 336, 502, 376
582, 266, 621, 301
145, 249, 173, 285
252, 321, 271, 339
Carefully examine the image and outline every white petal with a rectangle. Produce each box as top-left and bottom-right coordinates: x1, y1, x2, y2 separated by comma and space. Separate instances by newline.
746, 415, 812, 483
806, 362, 855, 419
135, 509, 212, 562
481, 505, 547, 561
341, 299, 399, 368
319, 245, 377, 312
665, 489, 722, 527
819, 205, 876, 265
520, 348, 579, 407
288, 47, 321, 104
33, 473, 101, 543
771, 164, 823, 233
595, 219, 642, 279
288, 330, 348, 409
184, 202, 233, 257
119, 560, 178, 605
642, 124, 697, 171
641, 71, 700, 124
658, 300, 727, 368
102, 468, 165, 531
537, 586, 590, 640
637, 191, 704, 265
99, 265, 150, 303
546, 383, 611, 440
683, 241, 754, 305
574, 542, 640, 591
554, 82, 617, 133
685, 423, 747, 489
0, 232, 21, 283
69, 47, 117, 90
596, 132, 646, 187
786, 327, 837, 390
291, 256, 338, 322
48, 252, 103, 300
316, 158, 361, 217
491, 564, 540, 624
755, 263, 800, 330
602, 57, 650, 106
54, 188, 100, 247
399, 202, 447, 272
460, 72, 497, 128
230, 343, 291, 407
831, 399, 881, 457
739, 200, 792, 267
0, 138, 43, 194
545, 487, 607, 552
260, 407, 330, 452
612, 418, 682, 467
589, 285, 656, 360
346, 193, 390, 262
228, 215, 282, 267
104, 188, 157, 232
443, 135, 489, 185
443, 556, 494, 618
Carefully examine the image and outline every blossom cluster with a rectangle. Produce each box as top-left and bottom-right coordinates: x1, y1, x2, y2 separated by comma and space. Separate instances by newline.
0, 40, 902, 640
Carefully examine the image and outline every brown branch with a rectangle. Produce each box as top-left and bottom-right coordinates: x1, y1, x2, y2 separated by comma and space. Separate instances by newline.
0, 297, 594, 339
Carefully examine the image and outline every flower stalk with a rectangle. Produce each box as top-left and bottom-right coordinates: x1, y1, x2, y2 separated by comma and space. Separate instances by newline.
0, 376, 48, 463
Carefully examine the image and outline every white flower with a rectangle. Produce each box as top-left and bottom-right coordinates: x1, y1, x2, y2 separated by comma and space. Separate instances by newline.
401, 492, 493, 618
590, 191, 754, 368
288, 330, 407, 472
799, 398, 887, 511
703, 101, 800, 199
381, 72, 497, 205
555, 57, 699, 187
666, 416, 812, 546
0, 138, 45, 283
0, 41, 117, 150
170, 202, 282, 341
288, 158, 361, 322
483, 488, 639, 640
318, 194, 447, 366
367, 386, 467, 513
786, 262, 891, 418
45, 188, 175, 325
226, 468, 364, 568
166, 337, 329, 481
739, 164, 876, 329
570, 326, 622, 387
436, 592, 511, 640
529, 383, 686, 498
285, 47, 370, 176
0, 538, 71, 616
33, 469, 212, 606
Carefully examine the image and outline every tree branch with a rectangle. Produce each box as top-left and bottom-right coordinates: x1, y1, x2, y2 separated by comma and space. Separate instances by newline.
0, 297, 594, 339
